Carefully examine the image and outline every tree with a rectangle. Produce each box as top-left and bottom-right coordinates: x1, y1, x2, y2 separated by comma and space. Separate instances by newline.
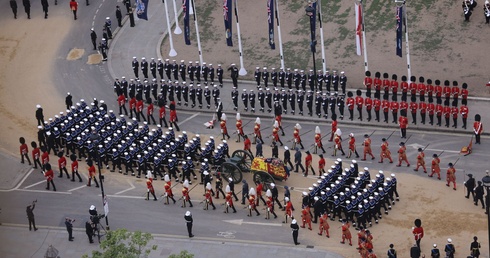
168, 250, 194, 258
82, 228, 157, 258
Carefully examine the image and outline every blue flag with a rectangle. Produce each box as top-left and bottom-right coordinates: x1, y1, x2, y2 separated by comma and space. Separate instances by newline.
396, 6, 403, 57
267, 0, 275, 49
135, 0, 149, 21
223, 0, 233, 46
183, 0, 191, 45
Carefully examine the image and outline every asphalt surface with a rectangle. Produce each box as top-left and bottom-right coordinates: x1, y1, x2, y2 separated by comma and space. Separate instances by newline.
1, 0, 490, 257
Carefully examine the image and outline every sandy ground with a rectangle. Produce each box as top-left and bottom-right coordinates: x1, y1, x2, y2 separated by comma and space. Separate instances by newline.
0, 1, 488, 258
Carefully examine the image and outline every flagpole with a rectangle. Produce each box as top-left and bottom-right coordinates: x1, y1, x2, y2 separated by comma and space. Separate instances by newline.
234, 0, 247, 76
191, 0, 204, 67
163, 0, 177, 57
403, 1, 412, 80
318, 0, 326, 73
172, 0, 182, 34
361, 0, 369, 72
275, 0, 285, 70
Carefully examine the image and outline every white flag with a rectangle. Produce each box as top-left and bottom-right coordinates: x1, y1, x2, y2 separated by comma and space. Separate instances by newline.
355, 3, 363, 56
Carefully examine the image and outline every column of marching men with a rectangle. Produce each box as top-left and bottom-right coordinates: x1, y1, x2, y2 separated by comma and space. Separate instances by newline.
357, 71, 470, 129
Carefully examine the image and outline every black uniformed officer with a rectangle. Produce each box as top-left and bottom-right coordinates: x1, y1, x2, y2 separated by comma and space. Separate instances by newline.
194, 62, 201, 83
332, 70, 340, 92
258, 88, 265, 112
288, 90, 296, 115
204, 86, 211, 109
262, 67, 269, 88
297, 90, 304, 115
308, 70, 315, 92
172, 60, 179, 81
208, 64, 215, 84
231, 87, 239, 110
141, 57, 148, 79
150, 58, 157, 78
306, 90, 313, 116
254, 67, 261, 86
271, 68, 278, 88
196, 84, 203, 109
281, 90, 288, 114
265, 88, 272, 112
217, 64, 224, 87
278, 68, 285, 88
132, 57, 139, 78
249, 90, 256, 113
178, 60, 186, 81
324, 70, 331, 92
340, 71, 347, 94
228, 64, 239, 88
317, 70, 324, 92
241, 89, 248, 111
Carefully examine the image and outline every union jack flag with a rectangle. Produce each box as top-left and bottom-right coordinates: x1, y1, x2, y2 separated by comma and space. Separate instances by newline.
223, 0, 229, 21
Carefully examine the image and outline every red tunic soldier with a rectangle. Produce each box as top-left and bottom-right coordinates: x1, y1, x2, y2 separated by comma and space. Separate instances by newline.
243, 135, 252, 156
314, 126, 325, 154
293, 123, 304, 149
283, 196, 293, 223
43, 163, 56, 191
272, 121, 283, 146
396, 142, 410, 167
398, 115, 408, 139
379, 138, 393, 163
473, 114, 483, 144
253, 117, 264, 144
390, 100, 399, 124
365, 96, 373, 121
301, 206, 312, 230
136, 98, 145, 122
373, 72, 382, 99
412, 219, 424, 248
305, 150, 315, 176
364, 71, 373, 97
459, 105, 468, 130
164, 175, 177, 204
159, 104, 168, 127
409, 76, 417, 99
446, 163, 457, 190
247, 188, 260, 216
181, 179, 193, 207
340, 220, 353, 246
451, 106, 459, 128
426, 79, 434, 103
355, 90, 364, 121
129, 96, 137, 119
410, 101, 418, 124
146, 177, 158, 201
224, 185, 237, 213
451, 81, 460, 107
461, 83, 469, 106
318, 213, 330, 237
255, 181, 266, 206
41, 147, 49, 170
347, 133, 360, 158
414, 148, 427, 173
31, 142, 42, 169
318, 154, 326, 175
147, 101, 157, 125
419, 102, 427, 124
434, 80, 443, 104
381, 99, 390, 123
427, 102, 435, 125
362, 134, 375, 160
347, 91, 355, 121
118, 94, 128, 116
169, 100, 180, 131
429, 153, 441, 180
443, 105, 451, 127
400, 100, 408, 118
401, 76, 409, 101
57, 152, 70, 178
443, 80, 451, 106
275, 114, 285, 135
390, 74, 399, 101
235, 113, 244, 142
220, 113, 230, 140
418, 77, 426, 102
204, 182, 216, 210
86, 160, 99, 187
373, 98, 381, 122
70, 154, 82, 182
436, 103, 444, 126
333, 130, 345, 156
382, 73, 390, 98
19, 137, 31, 165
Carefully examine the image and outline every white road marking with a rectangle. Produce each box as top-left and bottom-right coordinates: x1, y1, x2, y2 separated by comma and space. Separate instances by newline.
23, 180, 46, 189
223, 219, 282, 227
178, 112, 200, 125
16, 189, 72, 194
114, 179, 135, 195
68, 185, 87, 192
0, 168, 35, 192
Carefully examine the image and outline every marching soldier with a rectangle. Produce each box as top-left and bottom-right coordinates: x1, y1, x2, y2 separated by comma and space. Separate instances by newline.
149, 58, 157, 79
451, 105, 459, 128
318, 154, 326, 175
286, 68, 293, 89
249, 89, 256, 113
212, 85, 220, 107
340, 71, 347, 94
262, 67, 269, 88
241, 89, 248, 112
235, 113, 244, 142
247, 188, 260, 216
429, 153, 441, 180
132, 57, 139, 79
164, 175, 177, 204
265, 88, 273, 113
157, 59, 164, 80
202, 62, 209, 84
283, 195, 293, 223
217, 64, 224, 87
231, 87, 239, 111
187, 61, 195, 82
410, 101, 418, 124
297, 90, 304, 115
31, 142, 41, 169
419, 101, 427, 124
308, 70, 315, 91
253, 117, 264, 144
463, 0, 473, 21
141, 57, 148, 79
258, 88, 265, 112
169, 100, 180, 131
272, 121, 283, 146
329, 93, 337, 116
340, 220, 353, 246
316, 70, 324, 91
265, 189, 278, 219
146, 177, 158, 201
254, 67, 261, 86
228, 63, 239, 88
333, 130, 345, 156
181, 179, 193, 207
428, 101, 435, 125
194, 61, 201, 83
396, 142, 410, 167
86, 160, 99, 187
57, 151, 70, 178
304, 150, 315, 177
364, 71, 373, 98
196, 84, 203, 109
158, 103, 168, 128
474, 114, 483, 144
43, 163, 56, 191
314, 126, 326, 154
220, 113, 231, 140
362, 134, 375, 161
293, 123, 304, 150
271, 67, 278, 88
318, 212, 330, 237
346, 92, 355, 120
177, 60, 185, 81
204, 182, 216, 210
288, 90, 296, 115
315, 91, 322, 117
204, 86, 211, 109
278, 68, 286, 88
321, 93, 329, 119
306, 90, 313, 116
414, 148, 427, 173
418, 77, 426, 102
390, 97, 399, 123
446, 163, 457, 190
19, 137, 31, 165
379, 138, 393, 163
146, 99, 157, 125
293, 69, 300, 90
224, 185, 237, 213
436, 103, 443, 126
443, 105, 451, 128
347, 133, 360, 158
